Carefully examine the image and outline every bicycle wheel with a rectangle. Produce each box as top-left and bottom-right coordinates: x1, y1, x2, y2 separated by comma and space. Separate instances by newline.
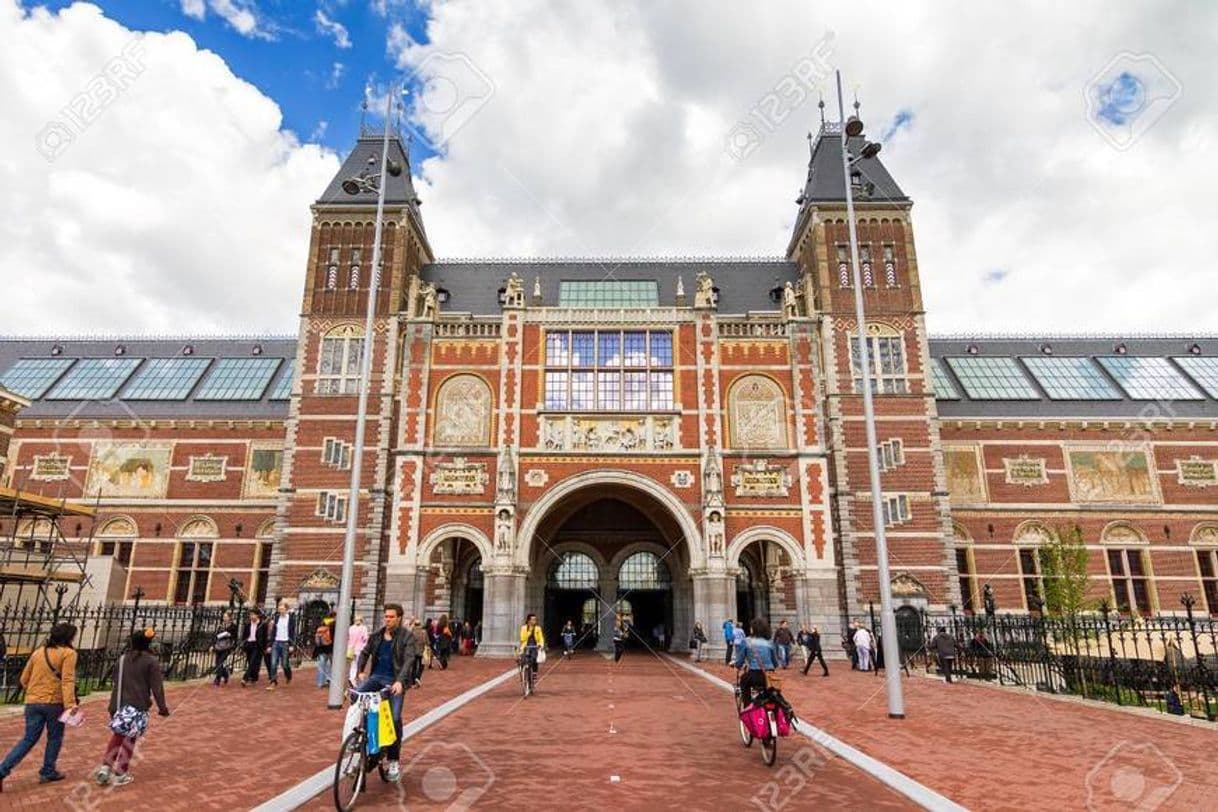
735, 689, 753, 748
761, 734, 777, 767
334, 730, 366, 811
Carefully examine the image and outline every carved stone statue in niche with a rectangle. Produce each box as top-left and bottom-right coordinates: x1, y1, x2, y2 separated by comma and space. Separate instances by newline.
706, 510, 724, 556
503, 271, 525, 308
782, 281, 797, 319
495, 508, 513, 553
419, 282, 438, 320
703, 449, 724, 508
496, 447, 516, 502
694, 270, 715, 308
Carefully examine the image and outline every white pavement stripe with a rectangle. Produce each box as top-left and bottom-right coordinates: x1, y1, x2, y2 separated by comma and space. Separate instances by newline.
667, 656, 969, 812
252, 668, 518, 812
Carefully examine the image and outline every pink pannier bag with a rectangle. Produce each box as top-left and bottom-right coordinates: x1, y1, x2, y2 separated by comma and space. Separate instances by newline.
739, 704, 770, 738
774, 706, 793, 737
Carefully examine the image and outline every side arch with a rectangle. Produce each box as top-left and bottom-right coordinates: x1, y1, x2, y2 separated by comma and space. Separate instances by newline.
725, 525, 807, 573
416, 522, 493, 568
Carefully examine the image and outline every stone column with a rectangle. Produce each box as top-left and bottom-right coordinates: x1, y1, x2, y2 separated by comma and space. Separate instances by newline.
595, 573, 618, 652
478, 566, 527, 657
692, 571, 735, 662
797, 570, 844, 660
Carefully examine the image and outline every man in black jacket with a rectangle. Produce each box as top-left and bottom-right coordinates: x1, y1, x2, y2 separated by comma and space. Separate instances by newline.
931, 626, 959, 684
240, 610, 265, 686
355, 603, 418, 783
801, 625, 830, 677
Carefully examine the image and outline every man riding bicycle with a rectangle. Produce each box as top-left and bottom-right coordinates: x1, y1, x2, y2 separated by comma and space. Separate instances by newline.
519, 613, 546, 688
354, 603, 418, 782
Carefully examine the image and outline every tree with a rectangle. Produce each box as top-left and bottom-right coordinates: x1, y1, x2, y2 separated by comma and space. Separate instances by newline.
1038, 525, 1094, 619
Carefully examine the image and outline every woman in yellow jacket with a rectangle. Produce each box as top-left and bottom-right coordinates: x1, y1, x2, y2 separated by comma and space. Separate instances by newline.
0, 623, 80, 791
518, 614, 546, 688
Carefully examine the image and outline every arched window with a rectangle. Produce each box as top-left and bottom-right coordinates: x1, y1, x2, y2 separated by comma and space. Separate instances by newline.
728, 375, 789, 449
174, 517, 217, 605
1102, 523, 1154, 616
434, 374, 493, 446
96, 516, 136, 567
618, 551, 671, 591
548, 552, 598, 590
849, 324, 908, 394
317, 324, 363, 395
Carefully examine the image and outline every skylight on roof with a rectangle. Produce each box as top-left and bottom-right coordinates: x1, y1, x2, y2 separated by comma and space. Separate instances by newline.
1021, 357, 1121, 400
1173, 356, 1218, 399
194, 358, 281, 401
1096, 356, 1203, 401
944, 357, 1039, 400
45, 358, 142, 400
0, 358, 76, 399
559, 280, 659, 308
929, 359, 960, 399
122, 358, 212, 400
269, 360, 294, 400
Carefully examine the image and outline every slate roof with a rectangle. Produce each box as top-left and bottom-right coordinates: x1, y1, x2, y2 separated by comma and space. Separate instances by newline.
420, 258, 801, 316
929, 336, 1218, 419
316, 133, 421, 210
0, 338, 296, 420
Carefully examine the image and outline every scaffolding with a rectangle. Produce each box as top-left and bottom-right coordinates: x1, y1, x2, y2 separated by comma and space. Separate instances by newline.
0, 486, 97, 611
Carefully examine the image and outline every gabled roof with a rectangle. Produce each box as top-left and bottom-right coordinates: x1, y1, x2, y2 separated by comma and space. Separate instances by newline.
316, 132, 421, 210
420, 258, 800, 316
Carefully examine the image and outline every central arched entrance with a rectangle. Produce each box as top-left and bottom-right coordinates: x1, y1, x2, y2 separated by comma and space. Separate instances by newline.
523, 476, 695, 654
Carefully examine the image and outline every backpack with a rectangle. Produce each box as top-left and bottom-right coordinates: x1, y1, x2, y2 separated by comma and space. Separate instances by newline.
315, 622, 333, 647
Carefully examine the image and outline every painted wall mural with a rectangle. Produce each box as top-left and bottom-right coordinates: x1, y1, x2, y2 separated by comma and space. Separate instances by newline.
86, 443, 171, 498
1068, 450, 1156, 503
244, 447, 284, 498
944, 447, 986, 504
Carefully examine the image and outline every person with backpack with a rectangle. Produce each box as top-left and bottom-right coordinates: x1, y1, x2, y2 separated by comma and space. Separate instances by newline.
314, 609, 335, 689
0, 623, 80, 792
91, 629, 170, 787
211, 611, 238, 687
434, 614, 453, 670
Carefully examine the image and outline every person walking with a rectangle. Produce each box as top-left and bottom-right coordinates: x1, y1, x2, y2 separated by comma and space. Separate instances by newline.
731, 620, 746, 671
346, 614, 369, 685
612, 615, 628, 663
691, 621, 708, 662
91, 629, 170, 787
773, 621, 794, 669
424, 618, 436, 669
461, 621, 475, 656
931, 626, 959, 684
313, 609, 335, 689
853, 623, 874, 672
211, 611, 238, 686
721, 618, 734, 665
800, 625, 830, 677
355, 603, 417, 783
240, 609, 266, 686
409, 618, 427, 686
843, 621, 859, 670
561, 620, 576, 657
0, 623, 79, 791
266, 600, 296, 689
434, 615, 452, 670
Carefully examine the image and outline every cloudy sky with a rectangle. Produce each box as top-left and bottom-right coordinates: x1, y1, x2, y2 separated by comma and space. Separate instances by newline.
3, 0, 1216, 336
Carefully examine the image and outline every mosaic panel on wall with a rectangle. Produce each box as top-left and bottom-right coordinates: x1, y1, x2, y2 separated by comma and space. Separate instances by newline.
86, 443, 171, 498
1068, 449, 1156, 503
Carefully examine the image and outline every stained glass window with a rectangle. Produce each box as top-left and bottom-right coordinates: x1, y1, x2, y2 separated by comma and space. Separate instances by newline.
0, 358, 75, 398
122, 358, 212, 400
45, 358, 142, 400
194, 358, 281, 400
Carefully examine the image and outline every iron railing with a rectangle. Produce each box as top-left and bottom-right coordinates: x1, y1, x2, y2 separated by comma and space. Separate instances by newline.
867, 597, 1218, 721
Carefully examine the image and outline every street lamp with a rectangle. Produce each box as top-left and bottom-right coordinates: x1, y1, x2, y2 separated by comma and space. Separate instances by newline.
326, 84, 402, 710
835, 70, 904, 719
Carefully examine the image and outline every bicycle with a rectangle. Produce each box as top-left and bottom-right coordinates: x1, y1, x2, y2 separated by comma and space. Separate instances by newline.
518, 647, 538, 697
333, 688, 395, 811
735, 678, 781, 767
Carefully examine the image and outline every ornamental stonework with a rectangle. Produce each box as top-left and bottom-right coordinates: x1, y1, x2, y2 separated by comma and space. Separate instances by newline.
729, 375, 788, 450
730, 459, 793, 497
429, 458, 489, 495
434, 375, 493, 447
1003, 455, 1048, 486
185, 454, 228, 483
670, 470, 694, 489
540, 415, 677, 452
524, 469, 549, 488
1176, 457, 1218, 487
31, 453, 71, 481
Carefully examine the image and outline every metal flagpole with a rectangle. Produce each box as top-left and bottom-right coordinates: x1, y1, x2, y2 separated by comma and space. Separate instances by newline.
836, 69, 905, 719
327, 86, 394, 709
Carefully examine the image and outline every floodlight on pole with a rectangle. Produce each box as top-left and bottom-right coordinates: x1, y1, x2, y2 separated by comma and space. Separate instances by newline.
326, 83, 397, 710
835, 69, 905, 720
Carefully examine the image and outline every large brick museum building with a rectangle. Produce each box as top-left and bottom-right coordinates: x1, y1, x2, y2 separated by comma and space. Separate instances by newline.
3, 123, 1218, 654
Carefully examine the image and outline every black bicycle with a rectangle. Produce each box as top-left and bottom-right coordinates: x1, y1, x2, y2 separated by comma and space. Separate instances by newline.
518, 647, 539, 697
333, 688, 394, 811
735, 680, 779, 767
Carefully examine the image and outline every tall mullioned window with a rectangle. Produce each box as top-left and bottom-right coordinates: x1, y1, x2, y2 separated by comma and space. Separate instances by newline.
317, 325, 363, 395
173, 541, 213, 605
1108, 548, 1154, 616
850, 328, 908, 394
544, 330, 673, 411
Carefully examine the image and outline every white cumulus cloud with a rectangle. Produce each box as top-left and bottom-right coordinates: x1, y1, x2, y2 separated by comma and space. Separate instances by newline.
315, 8, 351, 49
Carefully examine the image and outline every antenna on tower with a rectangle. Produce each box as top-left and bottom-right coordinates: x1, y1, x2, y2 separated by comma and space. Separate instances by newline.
817, 94, 826, 126
359, 84, 370, 135
853, 88, 861, 117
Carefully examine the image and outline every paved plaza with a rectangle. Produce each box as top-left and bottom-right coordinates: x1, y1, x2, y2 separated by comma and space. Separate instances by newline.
1, 650, 1215, 810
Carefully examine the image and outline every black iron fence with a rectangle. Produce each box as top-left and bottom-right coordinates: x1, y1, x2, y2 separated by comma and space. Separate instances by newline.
872, 600, 1218, 721
0, 599, 320, 704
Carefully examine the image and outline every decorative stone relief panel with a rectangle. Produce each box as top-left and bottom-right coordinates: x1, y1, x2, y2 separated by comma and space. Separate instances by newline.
670, 470, 694, 489
1067, 449, 1157, 504
30, 454, 71, 481
539, 415, 677, 452
728, 375, 788, 450
1003, 455, 1048, 486
186, 454, 228, 483
434, 374, 493, 446
731, 459, 793, 497
429, 458, 489, 495
1176, 457, 1218, 487
944, 446, 987, 504
524, 469, 549, 488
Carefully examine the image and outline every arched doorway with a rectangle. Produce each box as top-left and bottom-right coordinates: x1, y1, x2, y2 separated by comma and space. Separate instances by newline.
544, 551, 600, 648
618, 551, 672, 649
425, 537, 485, 624
736, 562, 757, 626
456, 557, 484, 627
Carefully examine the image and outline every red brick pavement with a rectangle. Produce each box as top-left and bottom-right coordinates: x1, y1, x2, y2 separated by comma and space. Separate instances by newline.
692, 657, 1218, 811
0, 656, 508, 811
300, 652, 916, 811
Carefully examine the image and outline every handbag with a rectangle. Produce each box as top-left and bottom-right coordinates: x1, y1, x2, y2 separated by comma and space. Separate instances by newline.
377, 699, 398, 747
366, 698, 381, 755
536, 648, 547, 664
108, 654, 149, 739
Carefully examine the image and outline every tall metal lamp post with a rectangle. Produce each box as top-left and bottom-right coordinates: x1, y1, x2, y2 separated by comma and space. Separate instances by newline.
326, 85, 404, 709
835, 70, 904, 719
